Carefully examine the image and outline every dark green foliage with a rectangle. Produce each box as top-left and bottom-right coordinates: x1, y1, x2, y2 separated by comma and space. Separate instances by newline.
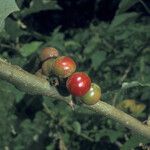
0, 0, 150, 149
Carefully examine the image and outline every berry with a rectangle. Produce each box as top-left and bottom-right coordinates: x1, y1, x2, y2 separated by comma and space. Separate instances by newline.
42, 58, 55, 76
80, 83, 101, 105
66, 72, 91, 96
52, 56, 76, 78
40, 47, 59, 62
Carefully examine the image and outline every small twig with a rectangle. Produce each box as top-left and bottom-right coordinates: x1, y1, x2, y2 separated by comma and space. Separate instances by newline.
115, 141, 123, 148
139, 0, 150, 14
0, 43, 17, 51
119, 63, 132, 84
112, 92, 118, 106
43, 102, 55, 119
103, 39, 114, 51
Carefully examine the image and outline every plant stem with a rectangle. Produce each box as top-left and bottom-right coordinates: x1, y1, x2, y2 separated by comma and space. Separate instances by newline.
0, 58, 150, 140
85, 101, 150, 140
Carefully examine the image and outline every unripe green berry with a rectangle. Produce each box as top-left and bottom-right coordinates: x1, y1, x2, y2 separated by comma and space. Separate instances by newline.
80, 83, 101, 105
42, 58, 55, 76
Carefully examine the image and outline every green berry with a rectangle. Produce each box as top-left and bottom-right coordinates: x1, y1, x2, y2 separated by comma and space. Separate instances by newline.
42, 58, 55, 76
80, 83, 101, 105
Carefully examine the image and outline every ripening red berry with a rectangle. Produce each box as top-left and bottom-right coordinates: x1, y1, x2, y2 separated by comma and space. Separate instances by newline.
52, 56, 76, 78
80, 83, 101, 105
40, 47, 59, 62
66, 72, 91, 96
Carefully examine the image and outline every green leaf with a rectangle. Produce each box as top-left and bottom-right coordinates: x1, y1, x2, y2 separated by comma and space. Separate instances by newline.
84, 34, 101, 54
65, 40, 81, 50
91, 51, 106, 70
0, 80, 18, 147
0, 79, 24, 103
20, 41, 43, 57
95, 129, 124, 143
122, 81, 150, 89
5, 18, 26, 39
117, 0, 139, 14
46, 144, 55, 150
72, 121, 81, 134
46, 27, 65, 50
109, 12, 139, 30
21, 0, 61, 17
121, 135, 149, 150
0, 0, 19, 32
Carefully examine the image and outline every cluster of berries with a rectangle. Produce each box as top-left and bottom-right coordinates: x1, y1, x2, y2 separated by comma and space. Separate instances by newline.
37, 47, 101, 105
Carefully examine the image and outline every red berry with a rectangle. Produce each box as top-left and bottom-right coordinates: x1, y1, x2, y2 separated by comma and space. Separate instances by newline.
80, 83, 101, 105
52, 56, 76, 78
40, 47, 59, 62
66, 72, 91, 96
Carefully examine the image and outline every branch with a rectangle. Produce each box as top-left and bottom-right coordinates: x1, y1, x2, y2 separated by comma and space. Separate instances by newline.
0, 58, 71, 104
0, 58, 150, 140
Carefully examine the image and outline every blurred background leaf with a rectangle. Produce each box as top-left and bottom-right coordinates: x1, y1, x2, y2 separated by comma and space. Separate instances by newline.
20, 0, 61, 17
19, 41, 43, 57
0, 0, 19, 32
116, 0, 139, 14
